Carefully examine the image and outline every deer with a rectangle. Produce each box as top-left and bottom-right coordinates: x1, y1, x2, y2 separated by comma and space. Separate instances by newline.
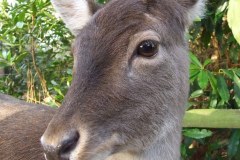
0, 0, 205, 159
41, 0, 205, 160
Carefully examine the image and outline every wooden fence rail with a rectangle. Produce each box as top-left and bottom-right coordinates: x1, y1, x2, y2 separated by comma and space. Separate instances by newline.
183, 109, 240, 128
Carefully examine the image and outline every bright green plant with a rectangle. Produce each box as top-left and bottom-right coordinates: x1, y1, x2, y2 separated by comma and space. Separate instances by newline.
183, 0, 240, 159
0, 0, 73, 106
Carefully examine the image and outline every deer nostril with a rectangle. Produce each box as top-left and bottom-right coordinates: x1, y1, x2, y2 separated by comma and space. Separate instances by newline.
59, 130, 80, 160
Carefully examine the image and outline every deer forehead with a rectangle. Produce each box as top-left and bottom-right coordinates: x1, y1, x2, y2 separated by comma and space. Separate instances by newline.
76, 0, 185, 36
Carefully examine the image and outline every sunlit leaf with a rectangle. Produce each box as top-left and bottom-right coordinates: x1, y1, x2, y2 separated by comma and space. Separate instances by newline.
228, 0, 240, 44
209, 96, 218, 108
183, 129, 212, 139
54, 87, 64, 97
190, 89, 204, 98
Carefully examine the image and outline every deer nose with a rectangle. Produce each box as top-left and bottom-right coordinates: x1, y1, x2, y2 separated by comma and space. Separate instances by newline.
41, 130, 80, 160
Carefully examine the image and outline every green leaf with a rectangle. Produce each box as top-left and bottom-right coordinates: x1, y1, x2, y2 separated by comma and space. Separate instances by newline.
234, 73, 240, 108
208, 71, 217, 94
190, 69, 200, 83
203, 59, 212, 67
222, 69, 234, 79
217, 76, 230, 102
209, 96, 218, 108
234, 84, 240, 108
183, 129, 212, 139
17, 12, 25, 21
32, 2, 37, 16
54, 87, 64, 97
7, 51, 12, 61
180, 145, 187, 158
0, 61, 10, 68
198, 70, 209, 89
228, 0, 240, 44
234, 73, 240, 89
190, 89, 204, 98
190, 52, 202, 68
14, 52, 27, 63
235, 69, 240, 77
228, 130, 240, 158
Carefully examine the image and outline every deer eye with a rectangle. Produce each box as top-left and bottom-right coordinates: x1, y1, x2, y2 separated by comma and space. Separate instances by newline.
137, 40, 159, 57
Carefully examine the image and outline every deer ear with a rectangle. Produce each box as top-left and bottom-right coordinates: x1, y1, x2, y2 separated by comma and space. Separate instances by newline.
51, 0, 102, 36
177, 0, 205, 27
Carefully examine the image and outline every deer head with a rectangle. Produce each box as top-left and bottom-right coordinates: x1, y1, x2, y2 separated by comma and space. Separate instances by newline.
41, 0, 205, 160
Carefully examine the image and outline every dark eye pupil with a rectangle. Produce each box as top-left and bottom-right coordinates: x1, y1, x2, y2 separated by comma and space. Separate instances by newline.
138, 40, 159, 57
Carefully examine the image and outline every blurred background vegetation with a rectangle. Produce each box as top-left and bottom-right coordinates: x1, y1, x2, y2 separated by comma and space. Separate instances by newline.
0, 0, 239, 159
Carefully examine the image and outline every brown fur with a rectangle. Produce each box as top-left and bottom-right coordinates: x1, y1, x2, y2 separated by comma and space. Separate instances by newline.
0, 94, 56, 160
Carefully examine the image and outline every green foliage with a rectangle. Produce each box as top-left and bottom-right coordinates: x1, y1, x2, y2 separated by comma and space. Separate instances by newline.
189, 53, 240, 109
183, 129, 213, 139
0, 0, 73, 106
185, 0, 240, 159
0, 0, 240, 159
